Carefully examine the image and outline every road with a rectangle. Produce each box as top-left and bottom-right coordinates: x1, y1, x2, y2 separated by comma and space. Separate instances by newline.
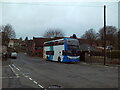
2, 53, 119, 88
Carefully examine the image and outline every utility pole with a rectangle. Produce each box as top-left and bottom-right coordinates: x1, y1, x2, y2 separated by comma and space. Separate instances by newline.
104, 5, 106, 65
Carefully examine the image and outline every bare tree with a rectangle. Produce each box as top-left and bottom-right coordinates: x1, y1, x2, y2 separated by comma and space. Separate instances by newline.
81, 28, 98, 40
43, 29, 64, 38
1, 24, 16, 46
98, 26, 117, 49
1, 24, 16, 39
98, 26, 117, 41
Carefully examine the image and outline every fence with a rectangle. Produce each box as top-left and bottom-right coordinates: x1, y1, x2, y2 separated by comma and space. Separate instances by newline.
84, 50, 120, 65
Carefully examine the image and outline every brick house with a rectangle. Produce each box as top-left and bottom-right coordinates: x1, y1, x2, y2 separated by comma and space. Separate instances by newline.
8, 39, 22, 48
8, 40, 14, 48
27, 37, 51, 57
27, 37, 66, 57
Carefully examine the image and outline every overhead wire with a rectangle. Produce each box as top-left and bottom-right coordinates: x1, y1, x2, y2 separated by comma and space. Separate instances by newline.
0, 2, 117, 7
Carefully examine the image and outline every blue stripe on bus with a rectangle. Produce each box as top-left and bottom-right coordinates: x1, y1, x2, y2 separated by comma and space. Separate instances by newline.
62, 38, 80, 62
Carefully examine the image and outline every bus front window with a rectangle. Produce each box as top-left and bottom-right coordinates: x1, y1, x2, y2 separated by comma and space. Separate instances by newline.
67, 39, 80, 56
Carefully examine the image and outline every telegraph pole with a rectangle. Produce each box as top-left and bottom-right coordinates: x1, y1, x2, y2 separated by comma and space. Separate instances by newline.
104, 5, 106, 65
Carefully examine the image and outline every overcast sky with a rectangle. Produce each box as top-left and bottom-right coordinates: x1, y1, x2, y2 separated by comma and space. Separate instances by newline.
0, 1, 118, 39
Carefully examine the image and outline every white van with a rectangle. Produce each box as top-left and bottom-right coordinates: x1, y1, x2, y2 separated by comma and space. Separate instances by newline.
11, 52, 17, 59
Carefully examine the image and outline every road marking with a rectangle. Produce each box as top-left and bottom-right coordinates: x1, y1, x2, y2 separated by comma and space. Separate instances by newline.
9, 65, 19, 78
25, 75, 28, 78
0, 77, 19, 78
33, 81, 38, 84
10, 64, 44, 88
12, 64, 20, 71
38, 84, 44, 88
29, 77, 32, 81
26, 76, 44, 88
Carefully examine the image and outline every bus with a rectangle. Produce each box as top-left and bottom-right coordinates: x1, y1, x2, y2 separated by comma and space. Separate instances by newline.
43, 38, 80, 62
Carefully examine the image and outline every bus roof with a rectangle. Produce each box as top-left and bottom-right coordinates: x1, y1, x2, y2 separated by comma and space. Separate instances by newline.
44, 38, 78, 44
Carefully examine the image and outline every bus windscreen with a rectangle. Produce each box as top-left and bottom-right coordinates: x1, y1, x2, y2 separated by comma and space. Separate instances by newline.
67, 39, 80, 56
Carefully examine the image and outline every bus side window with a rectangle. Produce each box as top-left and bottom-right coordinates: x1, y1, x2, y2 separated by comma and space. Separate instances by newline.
46, 51, 54, 55
62, 50, 66, 56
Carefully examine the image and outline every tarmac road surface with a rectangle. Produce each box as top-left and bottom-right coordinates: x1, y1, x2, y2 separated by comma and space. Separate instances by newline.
2, 53, 119, 88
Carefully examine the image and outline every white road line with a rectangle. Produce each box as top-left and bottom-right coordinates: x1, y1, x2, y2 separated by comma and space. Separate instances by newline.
24, 75, 44, 88
10, 64, 44, 88
0, 77, 19, 78
28, 77, 44, 88
16, 68, 20, 71
9, 65, 19, 77
25, 75, 28, 78
12, 64, 20, 71
38, 84, 44, 88
29, 77, 32, 81
33, 81, 38, 84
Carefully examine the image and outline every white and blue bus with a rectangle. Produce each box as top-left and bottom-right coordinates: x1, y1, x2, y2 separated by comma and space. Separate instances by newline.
43, 38, 80, 62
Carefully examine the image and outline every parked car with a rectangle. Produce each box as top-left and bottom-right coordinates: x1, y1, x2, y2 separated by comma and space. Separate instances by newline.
10, 52, 17, 59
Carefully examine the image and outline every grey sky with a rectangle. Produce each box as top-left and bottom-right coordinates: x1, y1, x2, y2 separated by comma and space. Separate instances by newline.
1, 1, 118, 39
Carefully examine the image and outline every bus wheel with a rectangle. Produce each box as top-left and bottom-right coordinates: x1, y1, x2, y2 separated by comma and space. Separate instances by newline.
58, 57, 61, 62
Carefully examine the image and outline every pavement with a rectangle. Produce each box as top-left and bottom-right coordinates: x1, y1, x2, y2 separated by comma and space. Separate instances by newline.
2, 53, 119, 89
